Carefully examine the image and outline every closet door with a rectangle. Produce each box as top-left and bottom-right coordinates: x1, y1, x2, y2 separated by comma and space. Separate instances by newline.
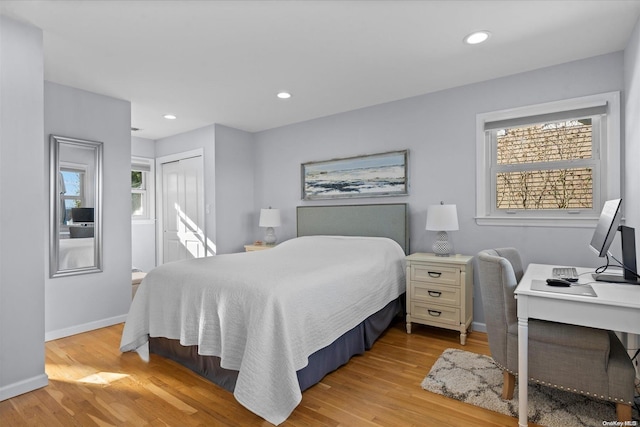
161, 155, 205, 263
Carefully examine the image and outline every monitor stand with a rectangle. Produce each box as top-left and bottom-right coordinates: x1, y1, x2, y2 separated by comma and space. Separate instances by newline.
594, 225, 639, 284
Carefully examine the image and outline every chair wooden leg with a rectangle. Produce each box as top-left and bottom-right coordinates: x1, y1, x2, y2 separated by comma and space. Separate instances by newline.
616, 403, 631, 422
502, 371, 516, 400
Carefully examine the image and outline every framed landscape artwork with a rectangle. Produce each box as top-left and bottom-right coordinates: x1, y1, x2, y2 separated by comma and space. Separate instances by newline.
301, 150, 408, 200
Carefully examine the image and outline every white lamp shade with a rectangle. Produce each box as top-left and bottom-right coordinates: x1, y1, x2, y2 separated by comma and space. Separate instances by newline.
259, 208, 281, 227
426, 204, 459, 231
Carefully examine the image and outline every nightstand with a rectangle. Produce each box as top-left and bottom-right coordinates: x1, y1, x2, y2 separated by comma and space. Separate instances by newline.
405, 253, 474, 345
244, 243, 275, 252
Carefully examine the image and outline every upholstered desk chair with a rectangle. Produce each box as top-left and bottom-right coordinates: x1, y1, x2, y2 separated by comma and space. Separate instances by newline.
477, 248, 635, 421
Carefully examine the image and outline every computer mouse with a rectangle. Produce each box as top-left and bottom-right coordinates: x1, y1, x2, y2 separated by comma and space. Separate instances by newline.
546, 278, 572, 287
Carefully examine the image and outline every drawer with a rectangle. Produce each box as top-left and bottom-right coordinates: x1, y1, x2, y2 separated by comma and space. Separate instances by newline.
411, 282, 460, 306
410, 264, 459, 286
410, 302, 460, 327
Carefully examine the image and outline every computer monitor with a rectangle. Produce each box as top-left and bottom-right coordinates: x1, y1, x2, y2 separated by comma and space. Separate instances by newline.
589, 199, 638, 284
70, 207, 94, 223
589, 199, 622, 257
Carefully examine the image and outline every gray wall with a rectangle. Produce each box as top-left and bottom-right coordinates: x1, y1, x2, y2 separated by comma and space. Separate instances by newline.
625, 19, 640, 241
252, 52, 626, 328
132, 135, 156, 158
0, 15, 48, 400
214, 124, 255, 254
44, 82, 132, 340
624, 16, 640, 363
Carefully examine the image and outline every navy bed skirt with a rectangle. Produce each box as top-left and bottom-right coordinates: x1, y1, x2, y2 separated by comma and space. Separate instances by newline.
148, 295, 403, 392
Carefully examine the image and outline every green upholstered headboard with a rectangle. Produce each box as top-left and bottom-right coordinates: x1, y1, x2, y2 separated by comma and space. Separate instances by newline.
296, 203, 409, 254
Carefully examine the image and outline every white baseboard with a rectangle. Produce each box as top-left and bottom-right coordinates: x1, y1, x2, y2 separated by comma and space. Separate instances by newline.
45, 314, 127, 342
471, 321, 487, 333
0, 373, 48, 401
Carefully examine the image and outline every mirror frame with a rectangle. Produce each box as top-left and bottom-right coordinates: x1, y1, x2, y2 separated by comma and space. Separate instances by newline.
49, 135, 103, 277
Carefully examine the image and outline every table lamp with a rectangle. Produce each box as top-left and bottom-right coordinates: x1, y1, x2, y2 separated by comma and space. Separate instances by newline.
426, 203, 459, 256
259, 207, 281, 245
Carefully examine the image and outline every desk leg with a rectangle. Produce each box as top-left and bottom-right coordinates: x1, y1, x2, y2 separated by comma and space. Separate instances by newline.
518, 316, 528, 427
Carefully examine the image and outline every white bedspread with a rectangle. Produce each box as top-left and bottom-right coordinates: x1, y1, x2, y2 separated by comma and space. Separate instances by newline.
59, 237, 94, 269
120, 236, 405, 425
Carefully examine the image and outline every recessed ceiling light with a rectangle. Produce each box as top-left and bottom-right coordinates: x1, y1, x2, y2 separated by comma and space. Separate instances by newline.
163, 114, 177, 120
464, 31, 491, 45
277, 91, 292, 99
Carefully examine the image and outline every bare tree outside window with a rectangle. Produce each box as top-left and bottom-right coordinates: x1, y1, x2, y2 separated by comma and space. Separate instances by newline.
495, 119, 593, 210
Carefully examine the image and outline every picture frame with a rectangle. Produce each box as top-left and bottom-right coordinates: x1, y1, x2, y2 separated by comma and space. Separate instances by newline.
301, 150, 408, 200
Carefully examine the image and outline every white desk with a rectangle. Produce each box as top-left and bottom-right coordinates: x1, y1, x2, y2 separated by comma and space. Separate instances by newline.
514, 264, 640, 427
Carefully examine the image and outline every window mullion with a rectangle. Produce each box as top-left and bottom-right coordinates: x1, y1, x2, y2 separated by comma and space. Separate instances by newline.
494, 159, 598, 174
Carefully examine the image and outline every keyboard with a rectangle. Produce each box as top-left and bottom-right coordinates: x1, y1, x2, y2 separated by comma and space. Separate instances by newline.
552, 267, 579, 282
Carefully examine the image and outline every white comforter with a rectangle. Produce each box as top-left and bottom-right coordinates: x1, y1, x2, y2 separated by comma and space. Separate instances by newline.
120, 236, 406, 425
59, 237, 94, 269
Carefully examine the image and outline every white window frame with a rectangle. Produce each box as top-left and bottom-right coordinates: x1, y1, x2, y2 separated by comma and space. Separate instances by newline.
60, 162, 88, 228
476, 91, 620, 227
131, 157, 155, 223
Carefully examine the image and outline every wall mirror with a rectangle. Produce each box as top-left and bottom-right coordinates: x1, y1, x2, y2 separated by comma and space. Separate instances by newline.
50, 135, 103, 277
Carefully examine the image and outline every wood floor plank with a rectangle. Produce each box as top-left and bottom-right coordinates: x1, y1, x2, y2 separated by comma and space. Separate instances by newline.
0, 320, 542, 426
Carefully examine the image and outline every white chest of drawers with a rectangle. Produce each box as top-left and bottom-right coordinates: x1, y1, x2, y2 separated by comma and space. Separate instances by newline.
405, 253, 473, 345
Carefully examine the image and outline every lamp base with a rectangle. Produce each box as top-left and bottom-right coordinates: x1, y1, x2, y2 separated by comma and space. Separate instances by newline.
264, 227, 277, 245
432, 231, 452, 256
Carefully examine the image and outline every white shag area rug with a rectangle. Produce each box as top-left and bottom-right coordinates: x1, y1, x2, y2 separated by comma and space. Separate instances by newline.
421, 348, 639, 427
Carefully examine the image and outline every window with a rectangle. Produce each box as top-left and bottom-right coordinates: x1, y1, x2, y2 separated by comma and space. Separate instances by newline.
60, 165, 86, 226
494, 117, 597, 210
131, 158, 154, 220
476, 92, 620, 227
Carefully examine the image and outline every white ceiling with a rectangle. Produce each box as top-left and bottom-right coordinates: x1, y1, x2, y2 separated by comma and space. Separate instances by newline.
2, 1, 640, 140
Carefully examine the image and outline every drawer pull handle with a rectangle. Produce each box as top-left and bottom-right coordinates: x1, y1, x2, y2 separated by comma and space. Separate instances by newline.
428, 310, 442, 317
428, 271, 442, 278
428, 291, 442, 297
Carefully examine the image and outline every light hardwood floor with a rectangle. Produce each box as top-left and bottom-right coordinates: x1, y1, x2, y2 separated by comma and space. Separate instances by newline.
1, 321, 531, 426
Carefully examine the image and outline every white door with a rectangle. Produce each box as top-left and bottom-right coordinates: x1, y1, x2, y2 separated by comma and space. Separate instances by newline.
161, 155, 205, 263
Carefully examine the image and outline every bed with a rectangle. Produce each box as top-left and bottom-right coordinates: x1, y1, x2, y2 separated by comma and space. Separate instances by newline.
58, 237, 95, 270
120, 203, 408, 425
